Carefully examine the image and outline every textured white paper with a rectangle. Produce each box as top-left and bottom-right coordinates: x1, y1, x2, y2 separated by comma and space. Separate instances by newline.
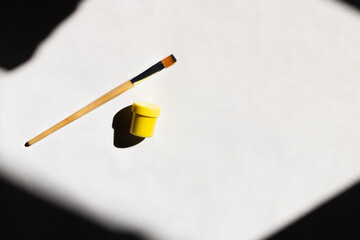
1, 0, 360, 239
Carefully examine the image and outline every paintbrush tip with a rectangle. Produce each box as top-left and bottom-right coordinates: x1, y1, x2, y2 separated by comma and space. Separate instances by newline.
24, 142, 30, 147
162, 54, 177, 68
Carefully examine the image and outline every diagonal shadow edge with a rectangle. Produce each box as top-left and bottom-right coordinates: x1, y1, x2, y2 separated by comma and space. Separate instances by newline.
0, 0, 83, 70
264, 179, 360, 240
337, 0, 360, 11
0, 173, 148, 240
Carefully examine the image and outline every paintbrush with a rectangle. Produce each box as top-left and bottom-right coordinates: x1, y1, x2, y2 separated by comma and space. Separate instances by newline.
25, 54, 177, 147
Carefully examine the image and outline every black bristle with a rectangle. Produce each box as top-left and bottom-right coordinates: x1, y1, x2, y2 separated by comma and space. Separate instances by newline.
130, 61, 165, 84
130, 55, 177, 84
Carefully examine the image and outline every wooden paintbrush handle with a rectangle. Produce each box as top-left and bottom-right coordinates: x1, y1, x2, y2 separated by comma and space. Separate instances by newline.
26, 80, 133, 146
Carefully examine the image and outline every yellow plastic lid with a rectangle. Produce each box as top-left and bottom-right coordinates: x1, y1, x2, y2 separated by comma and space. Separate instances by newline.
131, 102, 161, 117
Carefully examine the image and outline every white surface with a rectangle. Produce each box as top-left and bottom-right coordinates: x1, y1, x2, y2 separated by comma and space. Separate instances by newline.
1, 0, 360, 239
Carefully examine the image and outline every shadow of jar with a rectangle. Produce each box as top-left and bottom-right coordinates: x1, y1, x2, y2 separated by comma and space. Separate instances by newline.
112, 105, 145, 148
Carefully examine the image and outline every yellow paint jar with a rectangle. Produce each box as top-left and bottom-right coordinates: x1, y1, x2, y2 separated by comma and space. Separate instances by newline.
130, 102, 161, 138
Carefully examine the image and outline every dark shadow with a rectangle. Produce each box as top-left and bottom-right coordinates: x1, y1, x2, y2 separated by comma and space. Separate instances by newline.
265, 180, 360, 240
337, 0, 360, 11
0, 0, 82, 70
112, 105, 145, 148
0, 174, 147, 240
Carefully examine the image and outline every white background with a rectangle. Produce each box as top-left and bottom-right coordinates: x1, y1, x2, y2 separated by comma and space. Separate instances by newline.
1, 0, 360, 239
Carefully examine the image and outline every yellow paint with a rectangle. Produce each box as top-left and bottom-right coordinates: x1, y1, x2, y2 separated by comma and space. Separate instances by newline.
130, 102, 161, 137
